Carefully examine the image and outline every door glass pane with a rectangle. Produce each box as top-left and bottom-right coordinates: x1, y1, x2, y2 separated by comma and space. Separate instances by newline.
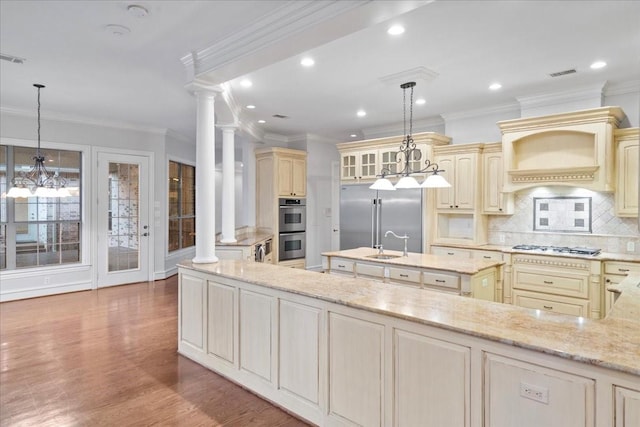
108, 162, 139, 272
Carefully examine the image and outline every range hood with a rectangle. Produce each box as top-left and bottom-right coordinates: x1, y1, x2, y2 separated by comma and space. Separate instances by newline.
498, 107, 626, 192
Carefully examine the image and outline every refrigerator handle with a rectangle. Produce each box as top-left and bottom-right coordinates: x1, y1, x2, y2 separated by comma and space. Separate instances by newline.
371, 199, 376, 248
376, 198, 382, 248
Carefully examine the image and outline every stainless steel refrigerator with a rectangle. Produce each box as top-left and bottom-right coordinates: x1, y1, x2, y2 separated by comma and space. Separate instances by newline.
339, 184, 422, 253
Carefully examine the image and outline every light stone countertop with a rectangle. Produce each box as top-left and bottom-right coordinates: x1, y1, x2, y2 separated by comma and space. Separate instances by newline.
178, 260, 640, 375
432, 242, 640, 262
322, 247, 503, 274
215, 229, 273, 247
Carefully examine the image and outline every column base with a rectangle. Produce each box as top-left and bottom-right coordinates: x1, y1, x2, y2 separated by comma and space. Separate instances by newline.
192, 255, 219, 264
220, 238, 238, 243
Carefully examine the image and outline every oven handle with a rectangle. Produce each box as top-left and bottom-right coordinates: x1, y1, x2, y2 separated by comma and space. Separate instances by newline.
279, 232, 306, 237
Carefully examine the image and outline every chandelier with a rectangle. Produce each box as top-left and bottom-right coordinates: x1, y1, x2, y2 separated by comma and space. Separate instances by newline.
369, 81, 451, 191
6, 84, 70, 198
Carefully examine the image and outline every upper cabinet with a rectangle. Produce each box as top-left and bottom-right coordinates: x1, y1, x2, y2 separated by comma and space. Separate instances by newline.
337, 132, 451, 184
278, 155, 307, 197
482, 142, 514, 215
614, 128, 639, 217
498, 107, 626, 192
433, 143, 483, 211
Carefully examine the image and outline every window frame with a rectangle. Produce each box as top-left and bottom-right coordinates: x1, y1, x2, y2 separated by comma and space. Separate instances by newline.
167, 159, 196, 253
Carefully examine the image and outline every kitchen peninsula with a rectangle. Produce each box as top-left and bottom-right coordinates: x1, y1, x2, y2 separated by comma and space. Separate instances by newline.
177, 260, 640, 427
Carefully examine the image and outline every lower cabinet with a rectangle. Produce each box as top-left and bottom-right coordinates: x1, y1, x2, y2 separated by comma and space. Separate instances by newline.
485, 353, 595, 427
179, 272, 206, 351
207, 281, 235, 364
328, 313, 384, 426
615, 386, 640, 427
239, 290, 275, 382
394, 329, 470, 427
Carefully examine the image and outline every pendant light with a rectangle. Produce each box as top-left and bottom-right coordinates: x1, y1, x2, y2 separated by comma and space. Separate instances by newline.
6, 84, 70, 198
369, 82, 451, 190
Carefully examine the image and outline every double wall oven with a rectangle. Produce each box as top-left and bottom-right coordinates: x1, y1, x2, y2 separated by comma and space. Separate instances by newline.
279, 198, 306, 261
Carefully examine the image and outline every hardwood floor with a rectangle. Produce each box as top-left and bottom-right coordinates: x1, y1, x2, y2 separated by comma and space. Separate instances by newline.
0, 276, 311, 426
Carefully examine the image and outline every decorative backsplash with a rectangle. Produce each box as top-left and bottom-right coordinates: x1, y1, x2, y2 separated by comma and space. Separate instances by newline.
488, 187, 639, 253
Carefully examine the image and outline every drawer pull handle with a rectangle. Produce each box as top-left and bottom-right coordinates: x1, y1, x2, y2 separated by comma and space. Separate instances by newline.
543, 305, 553, 310
435, 279, 446, 283
447, 252, 454, 255
483, 256, 491, 259
618, 268, 630, 272
543, 280, 553, 284
400, 274, 409, 278
338, 264, 345, 268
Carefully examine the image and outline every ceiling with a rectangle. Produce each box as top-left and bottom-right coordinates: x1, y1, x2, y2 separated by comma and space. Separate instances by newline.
1, 1, 639, 144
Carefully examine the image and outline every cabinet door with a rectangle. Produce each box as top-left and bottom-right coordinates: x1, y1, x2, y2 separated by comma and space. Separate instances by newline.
483, 151, 505, 213
341, 153, 358, 181
616, 139, 639, 216
240, 290, 274, 382
394, 329, 470, 427
207, 281, 235, 363
435, 155, 455, 209
328, 312, 384, 426
379, 148, 399, 175
485, 353, 595, 427
277, 157, 294, 196
179, 273, 206, 351
615, 386, 640, 427
291, 158, 306, 196
454, 153, 476, 210
360, 150, 379, 180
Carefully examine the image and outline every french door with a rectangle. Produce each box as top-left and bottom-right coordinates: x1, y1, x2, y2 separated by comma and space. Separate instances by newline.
97, 152, 150, 287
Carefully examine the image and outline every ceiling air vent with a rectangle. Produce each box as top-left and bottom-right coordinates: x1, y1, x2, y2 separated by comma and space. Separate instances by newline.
549, 68, 576, 77
0, 53, 25, 64
272, 114, 289, 119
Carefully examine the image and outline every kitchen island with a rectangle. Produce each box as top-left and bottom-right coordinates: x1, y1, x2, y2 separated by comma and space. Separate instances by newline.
177, 260, 639, 427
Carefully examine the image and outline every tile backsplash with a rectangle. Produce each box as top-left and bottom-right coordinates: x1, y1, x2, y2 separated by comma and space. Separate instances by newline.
488, 187, 639, 253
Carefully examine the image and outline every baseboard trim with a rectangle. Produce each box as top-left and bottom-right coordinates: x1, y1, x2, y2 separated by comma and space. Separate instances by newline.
0, 281, 92, 302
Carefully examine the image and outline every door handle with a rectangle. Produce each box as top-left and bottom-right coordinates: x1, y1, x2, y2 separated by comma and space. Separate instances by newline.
142, 232, 149, 237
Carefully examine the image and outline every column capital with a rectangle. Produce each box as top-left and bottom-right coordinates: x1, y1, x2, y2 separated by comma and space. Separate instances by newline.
184, 80, 224, 96
217, 123, 239, 131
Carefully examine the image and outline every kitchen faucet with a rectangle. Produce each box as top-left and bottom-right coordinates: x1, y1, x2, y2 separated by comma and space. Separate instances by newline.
385, 230, 409, 256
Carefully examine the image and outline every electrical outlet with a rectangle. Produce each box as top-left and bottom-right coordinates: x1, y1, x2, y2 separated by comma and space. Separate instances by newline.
44, 276, 50, 285
520, 382, 549, 404
499, 233, 506, 244
627, 241, 636, 252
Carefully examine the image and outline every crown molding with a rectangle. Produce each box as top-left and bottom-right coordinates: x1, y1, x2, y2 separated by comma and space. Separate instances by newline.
181, 1, 369, 83
362, 115, 445, 139
604, 79, 640, 97
1, 106, 168, 136
165, 129, 193, 144
441, 102, 520, 122
516, 82, 606, 111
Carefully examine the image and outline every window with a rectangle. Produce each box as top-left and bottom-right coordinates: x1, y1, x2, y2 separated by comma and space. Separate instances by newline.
168, 161, 195, 252
0, 144, 82, 270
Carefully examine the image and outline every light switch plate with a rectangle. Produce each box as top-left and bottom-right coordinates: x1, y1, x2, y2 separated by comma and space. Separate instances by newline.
627, 241, 636, 252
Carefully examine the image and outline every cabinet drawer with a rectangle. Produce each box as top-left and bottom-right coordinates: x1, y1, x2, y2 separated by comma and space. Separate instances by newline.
604, 261, 640, 276
431, 247, 472, 258
356, 263, 385, 278
471, 250, 503, 261
423, 271, 460, 290
388, 267, 421, 285
330, 259, 354, 274
512, 290, 589, 317
512, 268, 589, 299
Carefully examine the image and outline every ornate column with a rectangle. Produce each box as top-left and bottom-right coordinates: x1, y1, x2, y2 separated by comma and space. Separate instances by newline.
192, 84, 221, 264
219, 124, 237, 243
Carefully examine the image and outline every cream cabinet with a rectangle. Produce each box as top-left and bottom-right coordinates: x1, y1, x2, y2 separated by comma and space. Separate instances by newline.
615, 386, 640, 427
337, 132, 451, 183
482, 142, 514, 214
614, 128, 639, 217
433, 144, 483, 211
511, 254, 602, 319
484, 353, 595, 427
278, 155, 306, 197
603, 261, 640, 316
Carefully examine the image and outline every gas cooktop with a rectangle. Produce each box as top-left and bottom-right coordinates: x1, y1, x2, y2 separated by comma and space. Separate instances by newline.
512, 245, 601, 256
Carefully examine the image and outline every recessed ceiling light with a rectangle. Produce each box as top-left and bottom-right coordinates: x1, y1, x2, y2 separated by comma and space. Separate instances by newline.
357, 110, 366, 117
258, 120, 266, 124
127, 4, 149, 18
415, 98, 426, 105
489, 82, 502, 90
300, 57, 315, 67
590, 61, 607, 69
387, 25, 405, 35
240, 79, 252, 88
246, 105, 256, 109
350, 134, 358, 138
104, 24, 131, 36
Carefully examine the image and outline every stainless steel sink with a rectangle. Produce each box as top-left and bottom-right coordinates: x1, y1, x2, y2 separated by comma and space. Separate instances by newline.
366, 254, 401, 260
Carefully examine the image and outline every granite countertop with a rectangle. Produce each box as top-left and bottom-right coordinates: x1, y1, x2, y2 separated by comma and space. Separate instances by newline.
605, 274, 640, 322
178, 260, 640, 375
432, 243, 640, 262
215, 229, 273, 247
322, 247, 503, 275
